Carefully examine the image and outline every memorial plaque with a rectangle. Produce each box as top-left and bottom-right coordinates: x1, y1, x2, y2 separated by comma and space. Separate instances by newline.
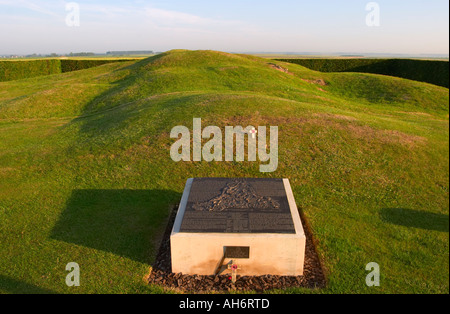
179, 178, 296, 234
225, 246, 250, 259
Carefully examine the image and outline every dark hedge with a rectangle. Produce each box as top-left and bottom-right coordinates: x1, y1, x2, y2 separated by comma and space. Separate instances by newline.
60, 59, 132, 73
0, 59, 133, 82
276, 59, 449, 88
0, 59, 61, 82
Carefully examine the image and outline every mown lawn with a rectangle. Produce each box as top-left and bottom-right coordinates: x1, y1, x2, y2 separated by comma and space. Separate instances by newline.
0, 50, 448, 294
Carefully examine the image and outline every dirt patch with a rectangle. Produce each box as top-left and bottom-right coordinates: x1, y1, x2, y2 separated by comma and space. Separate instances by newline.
217, 66, 239, 71
0, 167, 16, 175
311, 113, 358, 121
398, 111, 433, 117
301, 78, 328, 86
147, 205, 327, 293
334, 123, 426, 147
380, 129, 427, 147
268, 63, 292, 75
267, 62, 328, 89
216, 114, 426, 148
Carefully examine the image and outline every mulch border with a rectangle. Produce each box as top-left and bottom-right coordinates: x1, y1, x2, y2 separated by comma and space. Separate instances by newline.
147, 205, 327, 293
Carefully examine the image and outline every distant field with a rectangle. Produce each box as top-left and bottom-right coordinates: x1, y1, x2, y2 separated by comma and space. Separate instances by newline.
0, 50, 448, 294
1, 55, 152, 60
58, 56, 152, 60
251, 53, 447, 61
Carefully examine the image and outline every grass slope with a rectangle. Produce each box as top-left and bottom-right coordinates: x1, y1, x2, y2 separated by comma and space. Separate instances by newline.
0, 50, 448, 294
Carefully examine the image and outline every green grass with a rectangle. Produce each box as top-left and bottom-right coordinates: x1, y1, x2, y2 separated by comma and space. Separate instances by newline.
0, 50, 448, 294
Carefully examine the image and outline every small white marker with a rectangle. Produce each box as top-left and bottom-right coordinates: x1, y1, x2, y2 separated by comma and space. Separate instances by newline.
249, 127, 257, 139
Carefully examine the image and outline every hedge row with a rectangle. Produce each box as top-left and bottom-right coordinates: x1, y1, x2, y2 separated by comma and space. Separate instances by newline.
0, 59, 61, 82
0, 59, 133, 82
60, 59, 132, 73
276, 59, 449, 88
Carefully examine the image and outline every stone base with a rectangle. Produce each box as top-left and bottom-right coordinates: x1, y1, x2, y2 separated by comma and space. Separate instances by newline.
170, 178, 306, 276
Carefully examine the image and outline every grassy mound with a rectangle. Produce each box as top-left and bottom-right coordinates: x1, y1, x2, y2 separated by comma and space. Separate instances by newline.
0, 50, 448, 294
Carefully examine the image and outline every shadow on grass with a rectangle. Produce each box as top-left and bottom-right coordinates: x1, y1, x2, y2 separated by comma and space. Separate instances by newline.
380, 208, 449, 233
51, 189, 181, 264
0, 275, 55, 294
71, 54, 167, 136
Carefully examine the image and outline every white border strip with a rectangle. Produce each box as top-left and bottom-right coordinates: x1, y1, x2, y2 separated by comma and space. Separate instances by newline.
171, 178, 194, 236
283, 179, 305, 236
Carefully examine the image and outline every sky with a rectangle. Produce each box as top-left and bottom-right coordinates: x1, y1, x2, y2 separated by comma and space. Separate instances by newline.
0, 0, 448, 55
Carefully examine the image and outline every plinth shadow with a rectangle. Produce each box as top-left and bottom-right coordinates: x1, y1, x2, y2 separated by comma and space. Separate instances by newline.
0, 275, 55, 294
51, 189, 181, 264
380, 208, 449, 233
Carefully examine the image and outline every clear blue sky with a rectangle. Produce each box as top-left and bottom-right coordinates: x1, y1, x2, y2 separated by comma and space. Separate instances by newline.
0, 0, 448, 55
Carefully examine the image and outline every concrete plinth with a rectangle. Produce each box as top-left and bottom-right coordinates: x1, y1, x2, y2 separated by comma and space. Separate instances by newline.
170, 178, 306, 276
